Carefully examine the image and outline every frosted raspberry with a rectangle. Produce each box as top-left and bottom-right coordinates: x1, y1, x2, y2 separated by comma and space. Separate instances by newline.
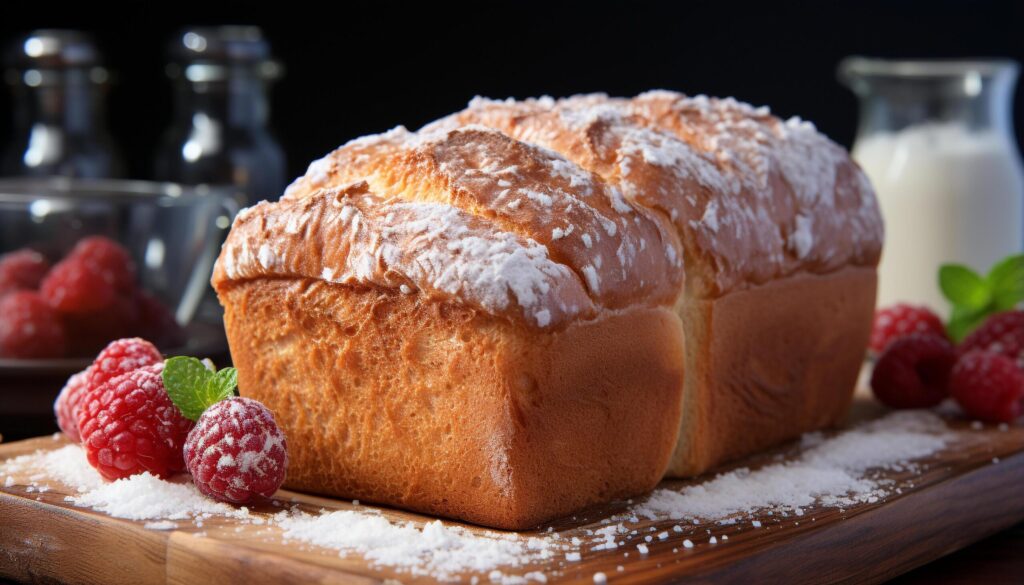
959, 310, 1024, 369
87, 337, 163, 390
40, 256, 116, 314
0, 291, 67, 359
184, 397, 287, 504
68, 236, 136, 293
54, 367, 92, 442
870, 333, 956, 409
950, 351, 1024, 423
0, 249, 50, 297
77, 363, 193, 480
870, 304, 947, 355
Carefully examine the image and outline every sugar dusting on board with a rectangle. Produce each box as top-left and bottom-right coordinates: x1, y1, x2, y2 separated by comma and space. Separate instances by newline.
275, 510, 558, 583
71, 472, 242, 520
0, 412, 961, 582
632, 411, 950, 522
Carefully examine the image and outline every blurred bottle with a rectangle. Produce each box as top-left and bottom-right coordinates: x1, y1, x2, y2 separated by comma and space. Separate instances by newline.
2, 30, 124, 178
155, 26, 286, 206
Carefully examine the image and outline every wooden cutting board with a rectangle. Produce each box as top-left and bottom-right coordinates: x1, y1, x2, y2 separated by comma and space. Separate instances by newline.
1, 398, 1023, 585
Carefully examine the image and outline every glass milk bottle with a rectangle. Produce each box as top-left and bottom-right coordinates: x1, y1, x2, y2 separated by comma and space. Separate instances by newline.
839, 58, 1024, 311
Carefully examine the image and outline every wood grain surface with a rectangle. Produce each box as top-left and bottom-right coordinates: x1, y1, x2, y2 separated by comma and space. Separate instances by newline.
1, 401, 1022, 585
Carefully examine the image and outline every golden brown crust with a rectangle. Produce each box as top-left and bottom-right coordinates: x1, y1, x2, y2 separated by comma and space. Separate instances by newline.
225, 91, 881, 317
219, 278, 684, 529
669, 266, 877, 476
422, 92, 883, 297
215, 183, 596, 329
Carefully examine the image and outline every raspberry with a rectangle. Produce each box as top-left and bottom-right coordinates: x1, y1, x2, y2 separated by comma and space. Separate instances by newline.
950, 351, 1024, 423
62, 294, 142, 357
54, 368, 93, 442
184, 397, 287, 504
959, 310, 1024, 368
69, 236, 136, 293
87, 338, 163, 390
870, 304, 948, 354
40, 256, 116, 314
0, 291, 67, 359
55, 338, 161, 443
77, 363, 193, 480
135, 291, 185, 349
870, 333, 956, 409
0, 249, 50, 296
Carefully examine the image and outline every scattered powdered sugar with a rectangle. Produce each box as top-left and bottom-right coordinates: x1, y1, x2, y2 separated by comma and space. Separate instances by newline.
630, 411, 950, 522
39, 445, 105, 492
70, 472, 242, 521
257, 243, 278, 270
787, 214, 814, 259
0, 445, 104, 493
276, 510, 556, 582
0, 445, 247, 522
0, 411, 961, 582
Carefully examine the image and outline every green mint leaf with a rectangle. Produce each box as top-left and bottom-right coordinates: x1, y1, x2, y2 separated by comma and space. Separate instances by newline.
162, 356, 237, 421
947, 304, 989, 343
938, 264, 990, 310
986, 253, 1024, 311
212, 367, 238, 399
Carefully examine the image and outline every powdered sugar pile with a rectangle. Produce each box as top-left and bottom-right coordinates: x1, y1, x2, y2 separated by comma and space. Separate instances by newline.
631, 411, 950, 522
37, 442, 105, 492
71, 472, 240, 521
275, 510, 556, 583
0, 441, 103, 493
0, 443, 245, 521
0, 411, 961, 582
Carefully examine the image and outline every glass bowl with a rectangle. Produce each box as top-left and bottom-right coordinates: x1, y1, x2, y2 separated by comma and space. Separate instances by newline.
0, 177, 237, 374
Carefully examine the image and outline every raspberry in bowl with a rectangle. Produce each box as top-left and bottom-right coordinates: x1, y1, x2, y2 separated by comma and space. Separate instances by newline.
0, 178, 236, 440
0, 179, 236, 363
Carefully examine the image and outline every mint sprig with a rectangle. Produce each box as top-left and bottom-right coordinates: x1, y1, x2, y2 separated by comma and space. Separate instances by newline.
987, 254, 1024, 310
939, 253, 1024, 342
162, 356, 238, 421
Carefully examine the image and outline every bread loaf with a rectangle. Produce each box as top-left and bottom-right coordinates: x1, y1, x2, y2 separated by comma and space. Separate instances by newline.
212, 91, 883, 529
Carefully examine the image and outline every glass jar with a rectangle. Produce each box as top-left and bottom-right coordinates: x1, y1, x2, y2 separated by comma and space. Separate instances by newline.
154, 26, 286, 207
839, 58, 1024, 311
2, 30, 124, 178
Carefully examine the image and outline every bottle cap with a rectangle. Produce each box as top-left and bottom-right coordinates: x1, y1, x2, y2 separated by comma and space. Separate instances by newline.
4, 29, 109, 86
167, 26, 282, 82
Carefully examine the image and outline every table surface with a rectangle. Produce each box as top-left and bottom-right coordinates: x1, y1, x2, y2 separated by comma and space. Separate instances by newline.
893, 522, 1024, 584
1, 523, 1021, 584
2, 366, 1021, 584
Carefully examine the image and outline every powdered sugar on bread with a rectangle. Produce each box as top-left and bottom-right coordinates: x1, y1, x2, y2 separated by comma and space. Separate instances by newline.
217, 90, 881, 325
220, 185, 595, 329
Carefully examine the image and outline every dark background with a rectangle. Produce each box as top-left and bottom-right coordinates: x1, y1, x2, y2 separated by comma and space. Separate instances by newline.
1, 0, 1023, 184
2, 4, 1024, 582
